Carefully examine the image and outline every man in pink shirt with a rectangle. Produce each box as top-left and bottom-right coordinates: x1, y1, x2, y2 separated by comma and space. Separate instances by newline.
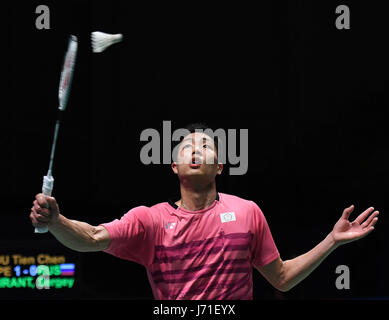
30, 124, 379, 299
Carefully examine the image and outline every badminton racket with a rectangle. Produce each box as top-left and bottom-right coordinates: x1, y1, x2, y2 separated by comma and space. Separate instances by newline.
35, 35, 78, 233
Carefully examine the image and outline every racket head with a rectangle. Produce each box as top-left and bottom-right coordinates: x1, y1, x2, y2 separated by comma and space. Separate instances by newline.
58, 35, 78, 111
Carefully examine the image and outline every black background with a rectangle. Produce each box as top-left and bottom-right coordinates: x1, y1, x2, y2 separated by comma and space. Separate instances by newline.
1, 0, 388, 301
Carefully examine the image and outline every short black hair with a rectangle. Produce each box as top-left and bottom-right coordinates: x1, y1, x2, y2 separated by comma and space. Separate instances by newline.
184, 122, 210, 133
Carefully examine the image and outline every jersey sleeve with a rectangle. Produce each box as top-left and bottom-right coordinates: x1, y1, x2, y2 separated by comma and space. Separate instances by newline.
100, 206, 155, 267
250, 201, 280, 268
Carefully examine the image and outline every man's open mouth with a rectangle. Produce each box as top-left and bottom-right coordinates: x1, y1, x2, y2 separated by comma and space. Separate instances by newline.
189, 163, 201, 168
190, 157, 202, 168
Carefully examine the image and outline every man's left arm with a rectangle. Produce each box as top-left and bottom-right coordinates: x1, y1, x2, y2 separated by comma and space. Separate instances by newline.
256, 205, 379, 292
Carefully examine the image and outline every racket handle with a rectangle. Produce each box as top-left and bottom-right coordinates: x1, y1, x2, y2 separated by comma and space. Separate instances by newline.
34, 175, 54, 233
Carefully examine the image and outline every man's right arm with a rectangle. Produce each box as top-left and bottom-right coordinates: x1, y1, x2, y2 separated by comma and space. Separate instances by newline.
30, 193, 110, 252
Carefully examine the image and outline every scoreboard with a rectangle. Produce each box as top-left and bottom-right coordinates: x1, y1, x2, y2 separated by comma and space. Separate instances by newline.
0, 254, 75, 289
0, 238, 80, 299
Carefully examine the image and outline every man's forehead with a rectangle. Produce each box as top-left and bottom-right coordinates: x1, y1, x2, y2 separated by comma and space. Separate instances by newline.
181, 132, 214, 143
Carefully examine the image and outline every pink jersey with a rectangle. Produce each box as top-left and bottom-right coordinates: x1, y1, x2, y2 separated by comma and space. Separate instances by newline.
101, 192, 279, 300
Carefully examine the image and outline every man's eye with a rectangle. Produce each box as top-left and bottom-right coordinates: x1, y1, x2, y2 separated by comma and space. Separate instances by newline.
203, 144, 212, 149
182, 144, 191, 149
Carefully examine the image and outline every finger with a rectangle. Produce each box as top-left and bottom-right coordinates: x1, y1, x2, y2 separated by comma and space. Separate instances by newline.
34, 204, 50, 217
46, 196, 59, 214
361, 211, 379, 228
359, 226, 375, 239
342, 205, 354, 220
367, 217, 379, 229
30, 212, 48, 228
33, 201, 50, 217
36, 213, 50, 223
355, 207, 375, 224
36, 193, 49, 209
31, 209, 50, 223
33, 200, 41, 212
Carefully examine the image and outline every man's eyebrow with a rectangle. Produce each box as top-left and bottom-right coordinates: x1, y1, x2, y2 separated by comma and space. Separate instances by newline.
181, 137, 193, 143
181, 136, 213, 143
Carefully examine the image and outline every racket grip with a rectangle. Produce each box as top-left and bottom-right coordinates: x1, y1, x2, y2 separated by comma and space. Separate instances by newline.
34, 175, 54, 233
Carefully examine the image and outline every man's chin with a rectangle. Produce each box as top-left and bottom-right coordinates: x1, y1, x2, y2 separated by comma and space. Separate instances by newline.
181, 165, 218, 178
186, 168, 205, 175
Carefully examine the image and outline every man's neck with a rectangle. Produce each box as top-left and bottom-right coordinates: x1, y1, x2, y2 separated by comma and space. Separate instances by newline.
177, 182, 217, 211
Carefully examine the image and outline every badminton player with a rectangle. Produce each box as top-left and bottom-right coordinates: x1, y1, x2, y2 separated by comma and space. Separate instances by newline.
30, 123, 379, 299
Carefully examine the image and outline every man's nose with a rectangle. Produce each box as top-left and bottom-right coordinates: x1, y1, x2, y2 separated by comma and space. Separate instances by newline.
192, 146, 202, 155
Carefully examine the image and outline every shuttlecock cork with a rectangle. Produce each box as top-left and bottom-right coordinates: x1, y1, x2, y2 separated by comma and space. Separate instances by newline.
91, 31, 123, 53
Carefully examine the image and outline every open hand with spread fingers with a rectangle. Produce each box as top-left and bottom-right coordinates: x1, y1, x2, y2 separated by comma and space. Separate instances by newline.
331, 205, 379, 246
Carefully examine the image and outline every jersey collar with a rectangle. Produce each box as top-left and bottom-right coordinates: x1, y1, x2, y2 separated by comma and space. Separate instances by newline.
168, 192, 220, 210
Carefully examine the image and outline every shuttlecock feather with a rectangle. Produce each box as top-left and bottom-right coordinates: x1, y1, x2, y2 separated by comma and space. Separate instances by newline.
91, 31, 123, 53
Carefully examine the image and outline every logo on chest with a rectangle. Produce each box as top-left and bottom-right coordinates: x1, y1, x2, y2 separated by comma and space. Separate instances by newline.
220, 212, 236, 223
164, 222, 176, 229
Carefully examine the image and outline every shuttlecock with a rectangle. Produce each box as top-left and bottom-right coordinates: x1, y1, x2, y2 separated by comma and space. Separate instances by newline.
91, 31, 123, 53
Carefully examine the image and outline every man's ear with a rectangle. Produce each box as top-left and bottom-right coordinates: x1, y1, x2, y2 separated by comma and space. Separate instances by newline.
217, 163, 223, 175
171, 162, 178, 174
